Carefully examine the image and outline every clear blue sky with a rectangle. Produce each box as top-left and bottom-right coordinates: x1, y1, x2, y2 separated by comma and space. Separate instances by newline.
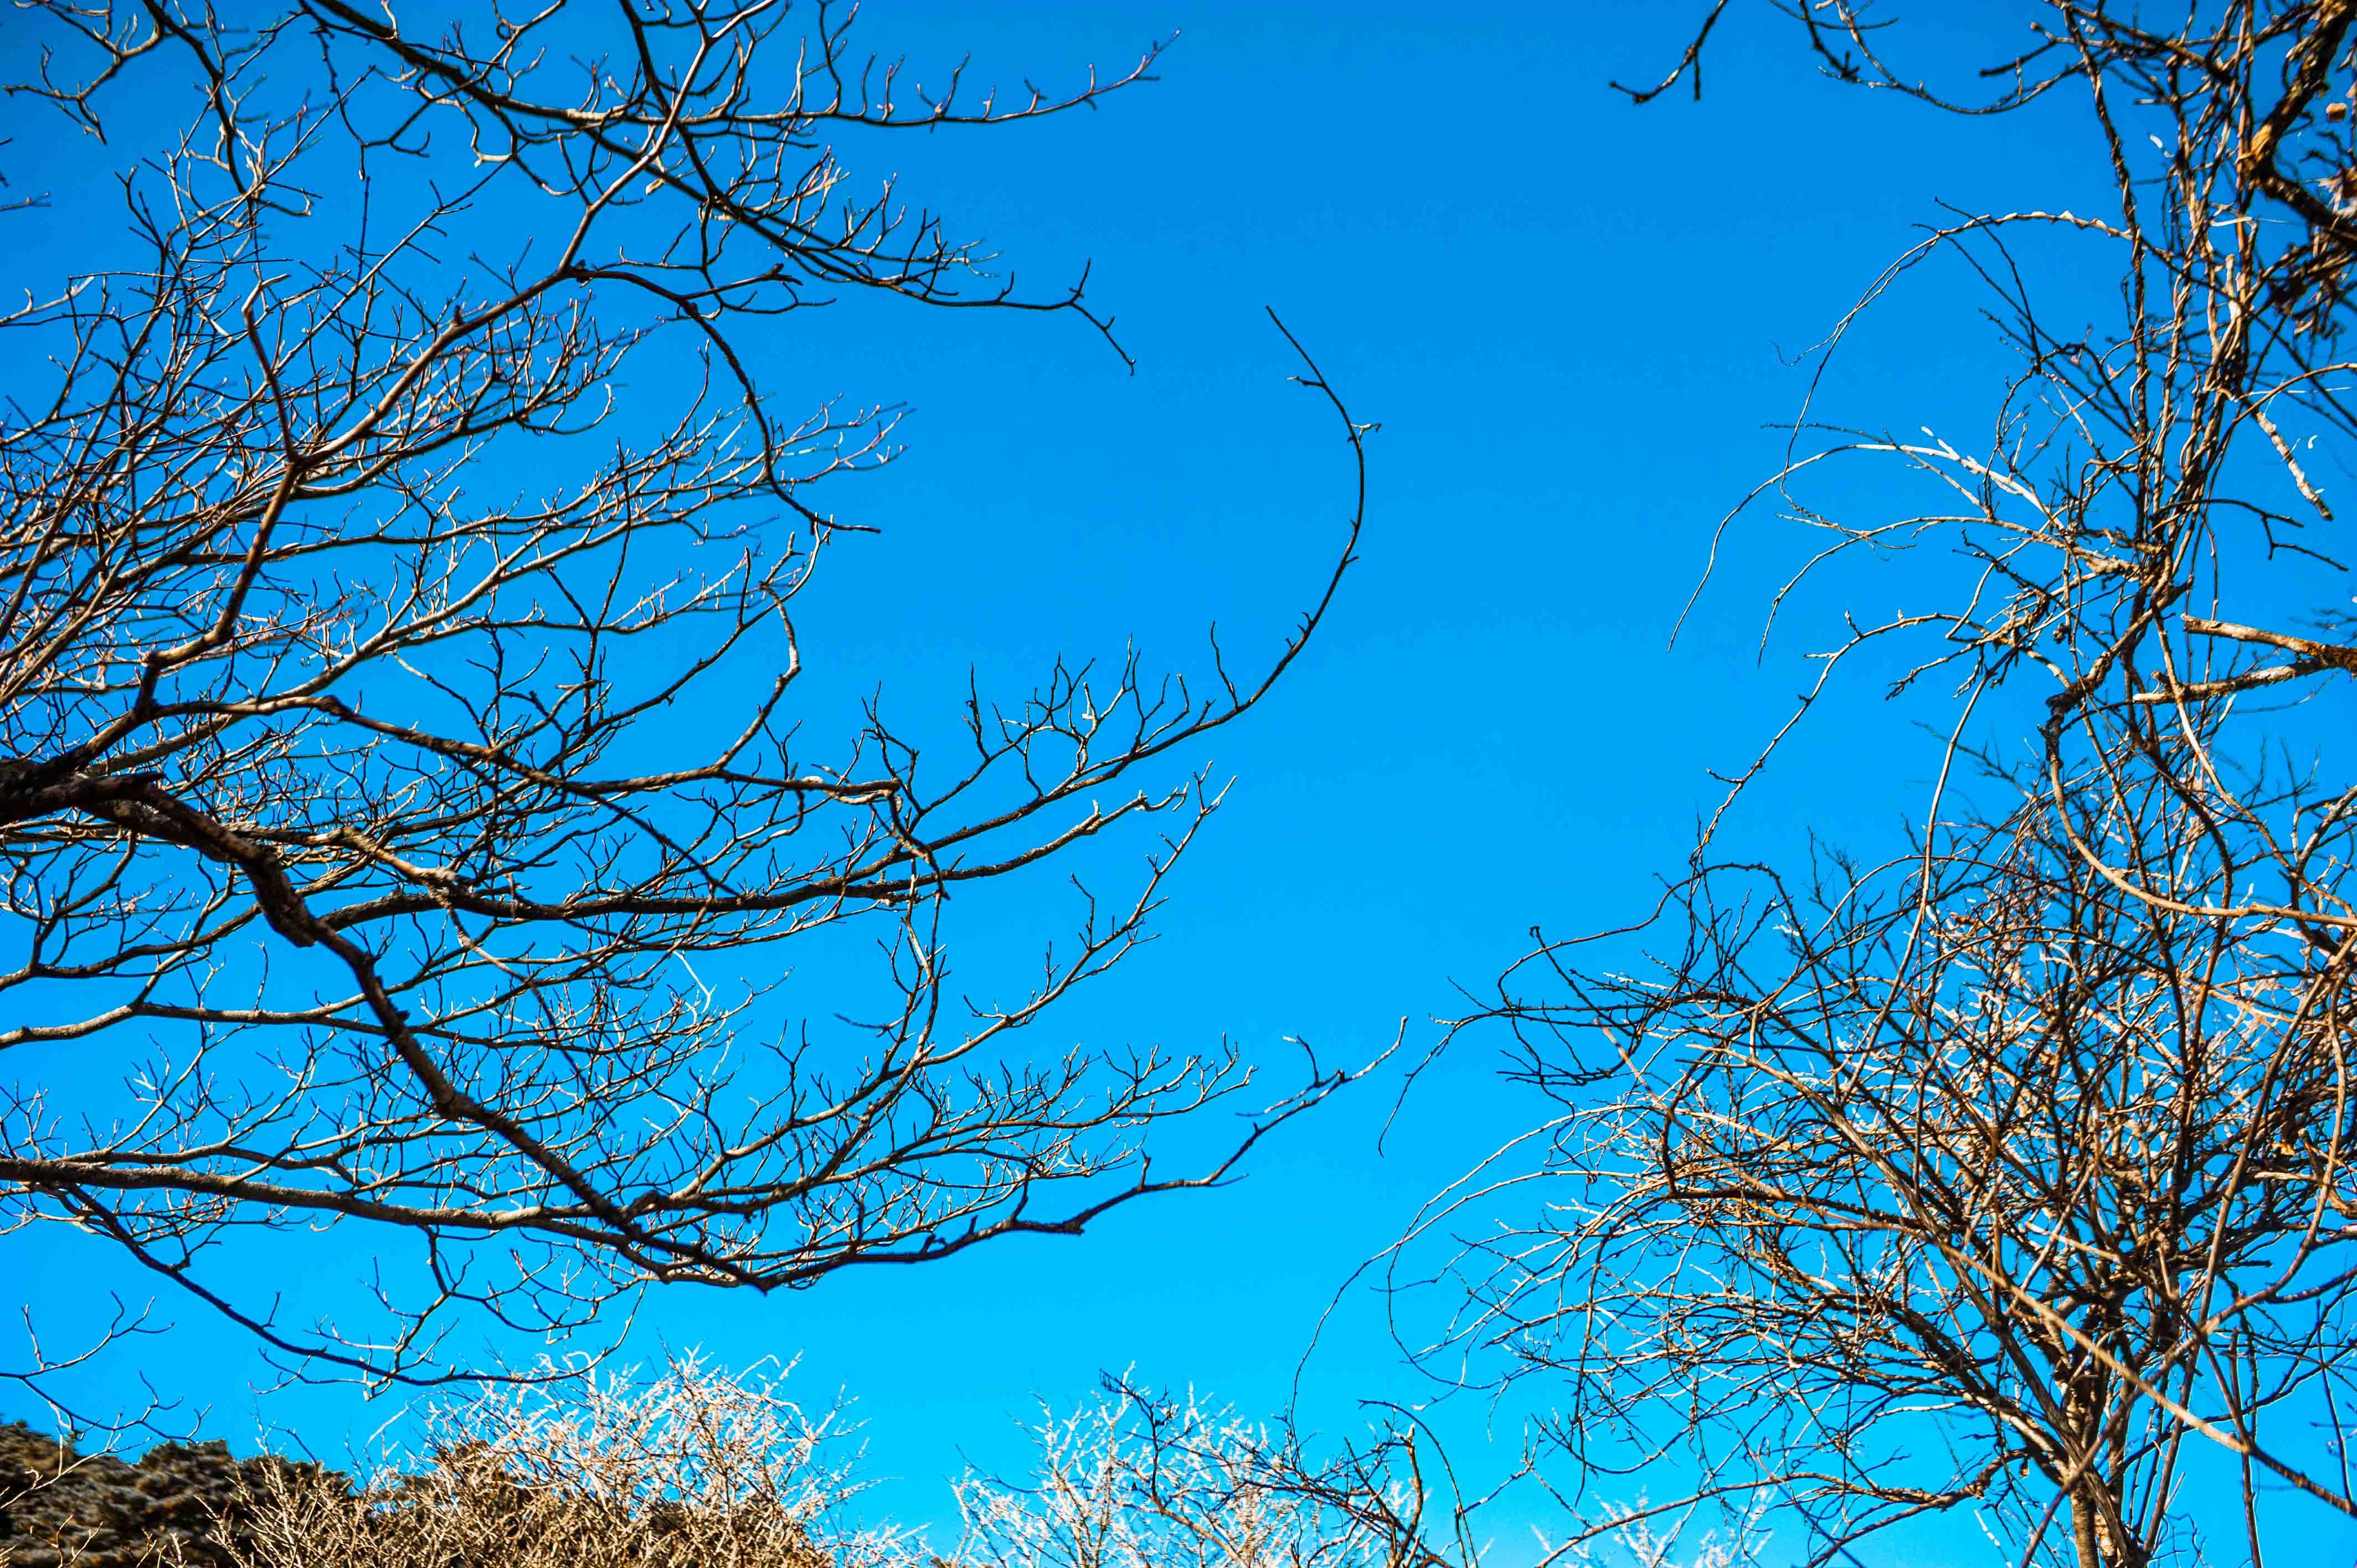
11, 2, 2334, 1562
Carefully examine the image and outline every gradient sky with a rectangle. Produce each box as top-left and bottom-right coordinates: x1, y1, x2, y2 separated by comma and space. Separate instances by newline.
7, 3, 2343, 1563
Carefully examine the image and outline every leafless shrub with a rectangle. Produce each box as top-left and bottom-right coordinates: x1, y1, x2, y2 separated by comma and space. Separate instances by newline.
943, 1381, 1466, 1568
220, 1356, 896, 1568
1556, 1496, 1770, 1568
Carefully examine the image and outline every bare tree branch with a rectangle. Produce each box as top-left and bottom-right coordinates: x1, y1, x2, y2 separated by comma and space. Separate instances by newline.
0, 0, 1375, 1394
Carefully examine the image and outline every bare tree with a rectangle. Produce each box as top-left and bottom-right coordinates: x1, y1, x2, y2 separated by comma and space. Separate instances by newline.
0, 0, 1375, 1401
1394, 6, 2357, 1566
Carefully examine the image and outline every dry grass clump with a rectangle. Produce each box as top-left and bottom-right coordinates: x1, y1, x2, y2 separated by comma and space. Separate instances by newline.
223, 1359, 902, 1568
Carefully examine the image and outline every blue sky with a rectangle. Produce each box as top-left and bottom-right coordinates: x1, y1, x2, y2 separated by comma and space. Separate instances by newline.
13, 1, 2342, 1561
